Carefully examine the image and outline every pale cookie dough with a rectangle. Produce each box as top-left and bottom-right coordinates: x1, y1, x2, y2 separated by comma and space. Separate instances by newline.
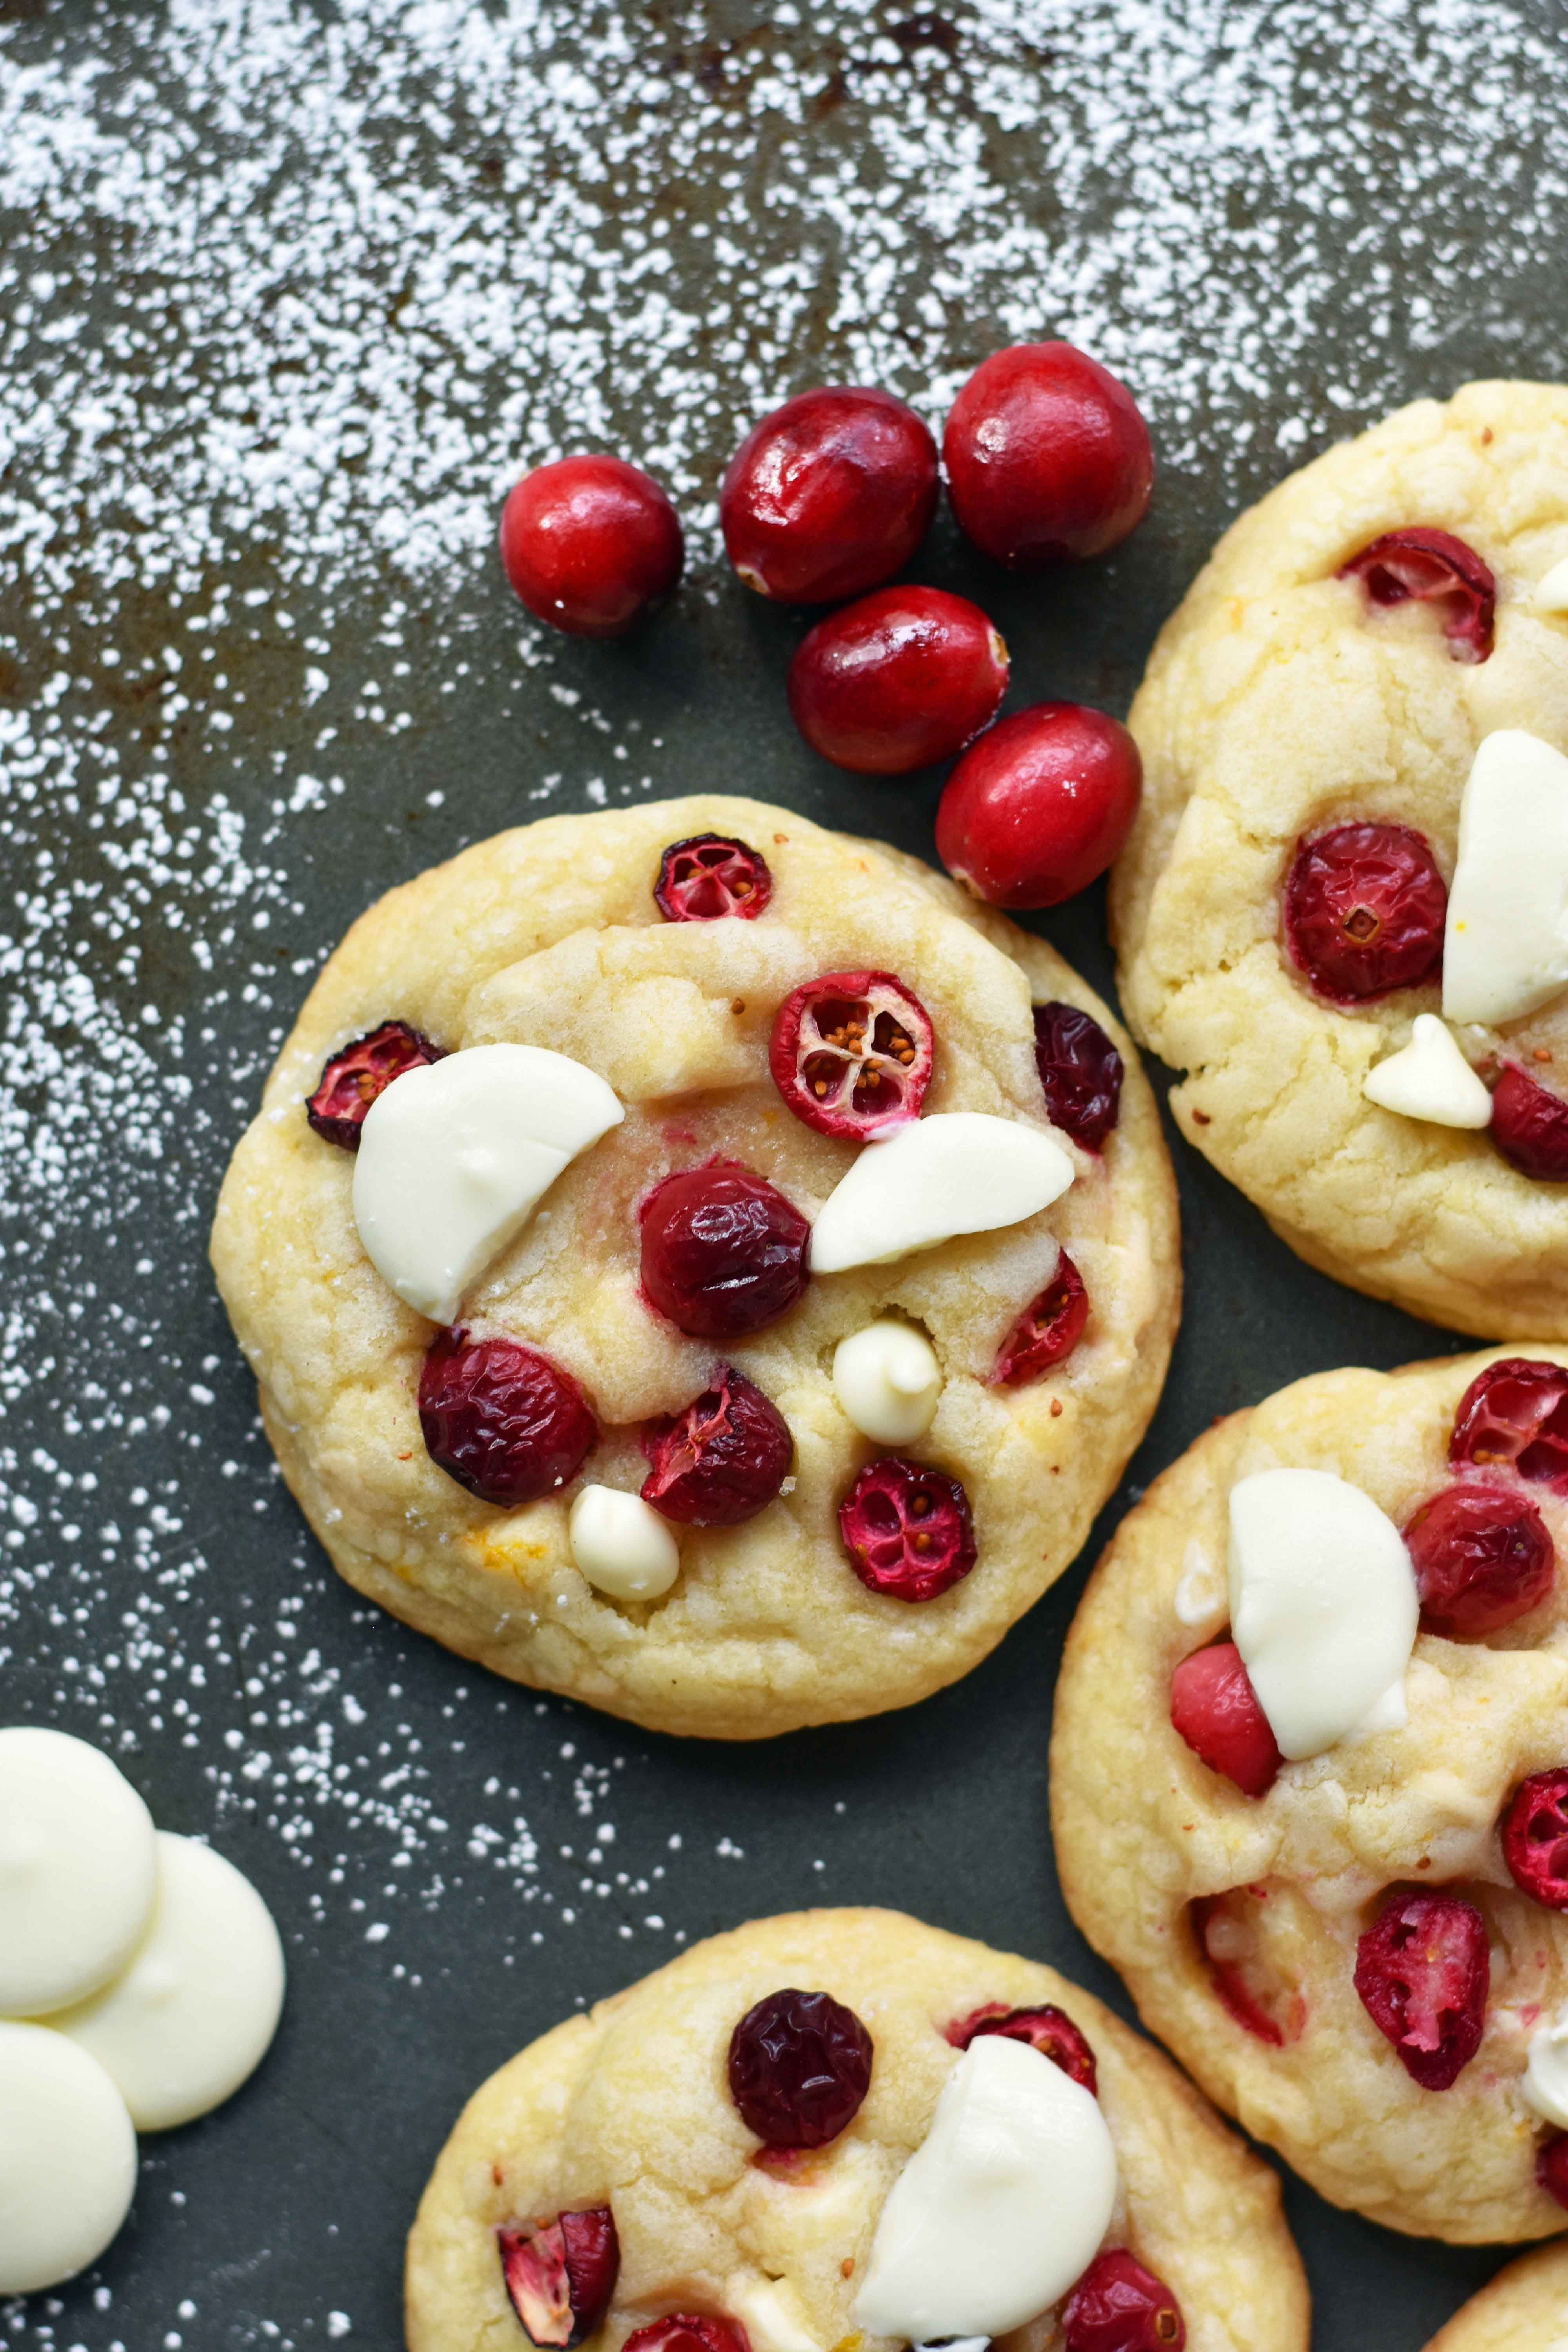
1112, 380, 1568, 1336
405, 1907, 1308, 2352
1423, 2242, 1568, 2351
212, 796, 1178, 1739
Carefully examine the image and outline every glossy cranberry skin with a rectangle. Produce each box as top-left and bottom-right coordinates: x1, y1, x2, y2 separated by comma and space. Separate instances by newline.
946, 2002, 1097, 2094
1503, 1769, 1568, 1909
306, 1020, 443, 1149
621, 2321, 749, 2352
1490, 1063, 1568, 1180
788, 586, 1007, 775
1339, 527, 1495, 663
641, 1367, 792, 1526
1169, 1642, 1282, 1799
1191, 1892, 1287, 2047
1282, 822, 1447, 1002
936, 702, 1142, 909
640, 1163, 809, 1339
1404, 1483, 1555, 1638
499, 455, 683, 638
769, 970, 933, 1140
498, 2209, 619, 2349
991, 1253, 1089, 1387
1539, 2135, 1568, 2211
1353, 1892, 1489, 2089
1062, 2249, 1186, 2352
1450, 1358, 1568, 1491
838, 1457, 977, 1602
654, 835, 773, 922
727, 1987, 873, 2148
720, 387, 938, 604
944, 342, 1153, 566
419, 1329, 595, 1508
1034, 1001, 1123, 1151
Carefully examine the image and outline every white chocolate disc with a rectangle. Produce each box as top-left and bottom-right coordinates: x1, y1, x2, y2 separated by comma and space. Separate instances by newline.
832, 1320, 942, 1444
1443, 730, 1568, 1027
809, 1113, 1074, 1275
568, 1485, 680, 1601
0, 2021, 137, 2294
0, 1726, 158, 2017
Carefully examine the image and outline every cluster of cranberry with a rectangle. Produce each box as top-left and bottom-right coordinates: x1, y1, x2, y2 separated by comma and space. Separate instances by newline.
497, 344, 1154, 913
495, 1986, 1184, 2352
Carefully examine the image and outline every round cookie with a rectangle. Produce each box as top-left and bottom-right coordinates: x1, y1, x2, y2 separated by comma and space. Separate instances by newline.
1423, 2243, 1568, 2351
1112, 380, 1568, 1337
212, 795, 1178, 1739
405, 1906, 1308, 2352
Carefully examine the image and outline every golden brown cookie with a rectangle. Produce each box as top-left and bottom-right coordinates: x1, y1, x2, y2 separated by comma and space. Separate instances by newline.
1423, 2243, 1568, 2350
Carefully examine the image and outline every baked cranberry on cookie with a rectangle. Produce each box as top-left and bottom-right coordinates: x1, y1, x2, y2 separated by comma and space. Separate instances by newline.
212, 796, 1178, 1738
1421, 2242, 1568, 2351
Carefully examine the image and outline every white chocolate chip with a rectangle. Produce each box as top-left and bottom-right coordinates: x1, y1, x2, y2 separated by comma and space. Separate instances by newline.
725, 2274, 824, 2352
1524, 2005, 1568, 2128
832, 1321, 942, 1445
809, 1114, 1074, 1276
569, 1486, 679, 1601
1535, 555, 1568, 613
1443, 730, 1568, 1026
1363, 1014, 1492, 1129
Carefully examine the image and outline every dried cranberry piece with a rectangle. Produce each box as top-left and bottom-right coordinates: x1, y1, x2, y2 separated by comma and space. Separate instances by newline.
991, 1253, 1089, 1387
641, 1367, 791, 1526
1353, 1892, 1489, 2089
720, 387, 938, 604
1169, 1642, 1282, 1798
654, 835, 773, 923
1190, 1889, 1300, 2046
946, 2002, 1097, 2094
419, 1329, 595, 1508
1539, 2135, 1568, 2211
1339, 527, 1495, 663
1062, 2249, 1186, 2352
943, 342, 1154, 566
498, 2209, 619, 2348
727, 1987, 873, 2149
1282, 822, 1447, 1002
622, 2322, 749, 2352
1033, 1001, 1123, 1151
499, 455, 684, 638
1503, 1769, 1568, 1909
1404, 1483, 1555, 1638
640, 1163, 809, 1339
935, 702, 1143, 911
769, 970, 933, 1141
305, 1020, 444, 1149
1490, 1063, 1568, 1181
787, 586, 1008, 775
838, 1457, 977, 1602
1450, 1358, 1568, 1491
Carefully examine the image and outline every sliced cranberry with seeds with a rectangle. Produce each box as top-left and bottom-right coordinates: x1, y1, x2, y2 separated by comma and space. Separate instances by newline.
1450, 1358, 1568, 1491
306, 1019, 443, 1150
1191, 1889, 1297, 2046
1169, 1642, 1282, 1798
621, 2321, 750, 2352
1490, 1063, 1568, 1181
654, 835, 773, 923
1062, 2249, 1186, 2352
727, 1987, 873, 2149
769, 970, 933, 1140
1538, 2135, 1568, 2211
1033, 1001, 1124, 1151
838, 1457, 976, 1602
1404, 1483, 1555, 1638
640, 1162, 809, 1339
991, 1253, 1089, 1387
641, 1366, 791, 1526
498, 2209, 619, 2349
419, 1329, 595, 1508
946, 2002, 1097, 2094
1503, 1770, 1568, 1909
1283, 822, 1448, 1002
1354, 1892, 1489, 2089
1339, 527, 1495, 664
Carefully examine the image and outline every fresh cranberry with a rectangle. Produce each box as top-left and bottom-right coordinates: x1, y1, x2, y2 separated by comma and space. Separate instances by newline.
1353, 1892, 1489, 2089
787, 586, 1007, 775
1169, 1642, 1283, 1799
1404, 1484, 1554, 1638
640, 1163, 809, 1339
1062, 2249, 1186, 2352
935, 702, 1142, 909
654, 835, 773, 922
1190, 1890, 1293, 2046
727, 1987, 873, 2148
943, 342, 1153, 566
991, 1254, 1089, 1387
305, 1020, 443, 1149
1282, 822, 1447, 1002
1450, 1358, 1568, 1490
1339, 527, 1495, 663
1538, 2135, 1568, 2210
419, 1329, 595, 1507
838, 1457, 977, 1602
720, 387, 938, 604
1034, 1001, 1123, 1151
769, 970, 933, 1140
641, 1367, 791, 1526
1503, 1770, 1568, 1909
498, 2209, 619, 2349
1490, 1063, 1568, 1180
499, 455, 683, 637
621, 2321, 749, 2352
946, 2003, 1097, 2094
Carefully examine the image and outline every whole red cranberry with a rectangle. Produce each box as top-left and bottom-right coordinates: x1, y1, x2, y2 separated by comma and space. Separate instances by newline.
1034, 1001, 1123, 1150
1062, 2249, 1186, 2352
944, 342, 1153, 566
1503, 1769, 1568, 1909
1490, 1063, 1568, 1181
769, 970, 933, 1140
640, 1162, 809, 1339
1339, 527, 1495, 663
727, 1987, 873, 2148
641, 1367, 792, 1526
621, 2321, 749, 2352
1190, 1892, 1287, 2047
991, 1254, 1089, 1387
720, 387, 938, 604
1403, 1484, 1555, 1638
1353, 1892, 1489, 2089
498, 2209, 619, 2349
1282, 822, 1447, 1002
946, 2002, 1097, 2094
654, 835, 773, 922
306, 1020, 444, 1149
1450, 1358, 1568, 1490
935, 702, 1142, 909
787, 586, 1007, 775
1539, 2135, 1568, 2211
499, 455, 683, 637
419, 1329, 595, 1508
838, 1457, 977, 1602
1169, 1642, 1283, 1799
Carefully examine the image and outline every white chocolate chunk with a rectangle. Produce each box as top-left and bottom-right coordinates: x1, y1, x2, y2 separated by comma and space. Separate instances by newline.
1363, 1014, 1491, 1129
832, 1321, 942, 1445
353, 1043, 623, 1322
853, 2035, 1118, 2342
0, 1726, 157, 2018
1524, 2005, 1568, 2128
1228, 1468, 1418, 1761
809, 1114, 1073, 1276
1535, 556, 1568, 613
725, 2274, 825, 2352
0, 2022, 137, 2295
1443, 730, 1568, 1025
568, 1486, 679, 1602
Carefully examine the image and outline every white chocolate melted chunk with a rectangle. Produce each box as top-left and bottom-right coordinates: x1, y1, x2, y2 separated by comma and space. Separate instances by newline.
1443, 730, 1568, 1026
809, 1114, 1073, 1276
1363, 1014, 1491, 1128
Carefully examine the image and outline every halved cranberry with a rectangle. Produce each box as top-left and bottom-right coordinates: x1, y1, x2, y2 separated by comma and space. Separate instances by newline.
1282, 822, 1447, 1002
769, 970, 933, 1140
838, 1457, 977, 1602
498, 2209, 619, 2348
654, 835, 773, 923
1450, 1358, 1568, 1491
419, 1329, 595, 1507
1404, 1483, 1555, 1638
1034, 1001, 1123, 1151
640, 1163, 809, 1339
935, 702, 1142, 910
499, 455, 683, 638
1169, 1642, 1282, 1798
1190, 1890, 1294, 2046
787, 586, 1007, 775
1503, 1770, 1568, 1909
1490, 1063, 1568, 1181
622, 2321, 749, 2352
1353, 1892, 1489, 2089
305, 1020, 443, 1149
991, 1254, 1089, 1387
946, 2003, 1097, 2094
1062, 2249, 1186, 2352
720, 387, 938, 604
1539, 2134, 1568, 2211
641, 1367, 791, 1526
943, 342, 1154, 566
1339, 527, 1495, 663
727, 1987, 873, 2148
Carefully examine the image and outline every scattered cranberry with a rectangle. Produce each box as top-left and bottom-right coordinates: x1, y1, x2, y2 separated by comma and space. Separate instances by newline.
1169, 1642, 1283, 1799
1339, 527, 1495, 663
769, 970, 933, 1140
305, 1020, 443, 1149
727, 1987, 873, 2148
787, 586, 1007, 775
943, 342, 1153, 566
1539, 2135, 1568, 2211
499, 455, 684, 638
946, 2003, 1097, 2094
1190, 1891, 1291, 2046
621, 2321, 749, 2352
640, 1163, 809, 1339
1403, 1484, 1554, 1638
654, 835, 773, 923
1033, 1001, 1123, 1151
1353, 1892, 1489, 2089
419, 1329, 595, 1508
1282, 822, 1447, 1002
1503, 1769, 1568, 1909
641, 1366, 792, 1526
838, 1457, 977, 1602
720, 387, 938, 604
991, 1254, 1089, 1387
1062, 2249, 1186, 2352
1450, 1358, 1568, 1490
1490, 1063, 1568, 1181
498, 2209, 619, 2349
935, 702, 1142, 909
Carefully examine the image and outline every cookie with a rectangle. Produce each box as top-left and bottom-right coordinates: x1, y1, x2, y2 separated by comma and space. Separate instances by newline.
1423, 2243, 1568, 2351
405, 1907, 1308, 2352
212, 796, 1178, 1739
1051, 1347, 1568, 2241
1112, 380, 1568, 1337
